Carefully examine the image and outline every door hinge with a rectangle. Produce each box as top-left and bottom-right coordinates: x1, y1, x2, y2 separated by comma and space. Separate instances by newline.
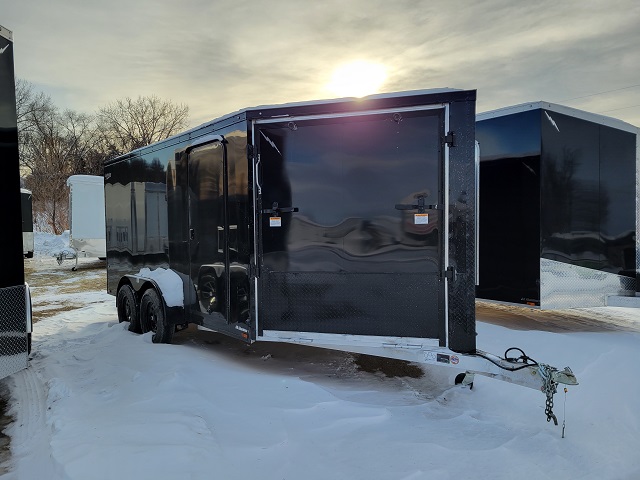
247, 144, 255, 161
444, 132, 455, 147
444, 266, 456, 281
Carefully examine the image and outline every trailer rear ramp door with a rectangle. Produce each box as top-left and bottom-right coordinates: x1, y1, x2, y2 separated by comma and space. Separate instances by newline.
255, 106, 447, 345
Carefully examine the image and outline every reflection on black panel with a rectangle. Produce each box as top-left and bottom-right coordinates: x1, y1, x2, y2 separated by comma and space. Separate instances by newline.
259, 111, 442, 274
541, 111, 635, 275
599, 125, 636, 276
258, 109, 445, 338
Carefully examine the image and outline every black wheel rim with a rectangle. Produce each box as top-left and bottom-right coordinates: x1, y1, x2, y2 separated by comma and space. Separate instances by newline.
146, 302, 158, 333
124, 300, 133, 323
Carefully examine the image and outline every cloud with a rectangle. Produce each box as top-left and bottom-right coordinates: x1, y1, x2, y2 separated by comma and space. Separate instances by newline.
3, 0, 639, 127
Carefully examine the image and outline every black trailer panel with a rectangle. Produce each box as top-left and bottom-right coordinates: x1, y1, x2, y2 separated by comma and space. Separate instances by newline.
476, 102, 637, 308
0, 25, 30, 379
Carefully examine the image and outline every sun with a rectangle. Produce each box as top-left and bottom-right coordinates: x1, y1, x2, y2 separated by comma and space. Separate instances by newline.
326, 61, 388, 98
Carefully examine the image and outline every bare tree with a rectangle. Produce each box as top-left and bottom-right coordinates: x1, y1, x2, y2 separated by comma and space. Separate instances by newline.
22, 107, 98, 234
15, 79, 55, 174
96, 95, 189, 157
17, 83, 190, 234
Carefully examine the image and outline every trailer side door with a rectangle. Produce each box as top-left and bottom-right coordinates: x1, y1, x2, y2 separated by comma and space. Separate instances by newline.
187, 140, 231, 327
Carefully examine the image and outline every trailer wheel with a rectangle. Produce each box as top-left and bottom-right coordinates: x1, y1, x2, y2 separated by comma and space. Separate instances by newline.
117, 285, 141, 333
140, 289, 174, 344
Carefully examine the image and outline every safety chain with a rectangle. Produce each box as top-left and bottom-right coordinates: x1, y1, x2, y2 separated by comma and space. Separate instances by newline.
538, 364, 558, 425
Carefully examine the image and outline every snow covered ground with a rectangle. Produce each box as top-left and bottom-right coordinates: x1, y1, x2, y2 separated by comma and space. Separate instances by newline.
1, 233, 639, 479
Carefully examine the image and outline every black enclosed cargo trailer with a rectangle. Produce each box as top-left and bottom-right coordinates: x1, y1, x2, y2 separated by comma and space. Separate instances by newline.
476, 102, 638, 309
106, 89, 478, 352
0, 25, 32, 379
106, 89, 577, 422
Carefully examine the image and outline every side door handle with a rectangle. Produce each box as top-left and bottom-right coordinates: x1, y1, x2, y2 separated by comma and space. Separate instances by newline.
395, 195, 439, 214
261, 202, 299, 216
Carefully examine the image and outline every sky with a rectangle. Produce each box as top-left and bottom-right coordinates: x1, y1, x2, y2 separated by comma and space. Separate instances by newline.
2, 0, 639, 129
1, 233, 640, 479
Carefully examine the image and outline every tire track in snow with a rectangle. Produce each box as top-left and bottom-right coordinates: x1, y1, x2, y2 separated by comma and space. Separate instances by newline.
3, 366, 64, 479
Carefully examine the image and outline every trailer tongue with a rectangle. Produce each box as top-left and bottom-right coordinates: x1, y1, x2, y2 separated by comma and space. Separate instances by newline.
260, 330, 578, 424
105, 88, 578, 425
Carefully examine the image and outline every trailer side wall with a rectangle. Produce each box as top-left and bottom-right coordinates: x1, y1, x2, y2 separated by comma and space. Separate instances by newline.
0, 25, 30, 378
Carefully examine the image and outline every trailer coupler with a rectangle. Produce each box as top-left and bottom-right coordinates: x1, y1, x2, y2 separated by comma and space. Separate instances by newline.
451, 348, 578, 425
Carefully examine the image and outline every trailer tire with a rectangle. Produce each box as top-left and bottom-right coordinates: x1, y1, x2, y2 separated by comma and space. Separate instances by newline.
117, 285, 141, 333
140, 289, 173, 344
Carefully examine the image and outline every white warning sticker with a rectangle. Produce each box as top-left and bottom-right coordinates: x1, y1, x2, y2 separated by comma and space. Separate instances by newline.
414, 213, 429, 225
270, 217, 282, 227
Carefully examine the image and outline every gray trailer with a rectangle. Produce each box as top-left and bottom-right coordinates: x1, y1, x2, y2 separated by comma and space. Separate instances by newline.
105, 89, 576, 423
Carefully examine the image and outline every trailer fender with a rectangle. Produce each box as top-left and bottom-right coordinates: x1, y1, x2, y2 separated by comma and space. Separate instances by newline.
123, 270, 186, 326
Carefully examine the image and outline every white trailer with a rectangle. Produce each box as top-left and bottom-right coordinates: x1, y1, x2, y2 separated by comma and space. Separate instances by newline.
59, 175, 106, 270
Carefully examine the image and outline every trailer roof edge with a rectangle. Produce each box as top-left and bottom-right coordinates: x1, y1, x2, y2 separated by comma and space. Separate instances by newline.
0, 25, 12, 41
477, 101, 638, 133
107, 88, 476, 165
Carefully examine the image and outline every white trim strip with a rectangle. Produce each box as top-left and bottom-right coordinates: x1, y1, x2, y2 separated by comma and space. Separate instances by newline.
443, 104, 450, 348
259, 330, 440, 350
253, 104, 446, 125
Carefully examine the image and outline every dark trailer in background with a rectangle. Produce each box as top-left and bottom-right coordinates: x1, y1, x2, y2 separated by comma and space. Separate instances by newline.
21, 188, 34, 258
105, 88, 477, 354
476, 102, 638, 309
0, 25, 32, 379
105, 89, 578, 419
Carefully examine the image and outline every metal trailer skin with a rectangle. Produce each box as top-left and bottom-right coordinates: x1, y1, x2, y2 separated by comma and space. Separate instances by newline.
105, 89, 577, 422
21, 188, 34, 258
0, 25, 32, 379
476, 102, 637, 309
61, 175, 107, 270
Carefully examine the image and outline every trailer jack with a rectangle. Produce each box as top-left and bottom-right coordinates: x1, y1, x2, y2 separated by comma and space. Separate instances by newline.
55, 249, 78, 269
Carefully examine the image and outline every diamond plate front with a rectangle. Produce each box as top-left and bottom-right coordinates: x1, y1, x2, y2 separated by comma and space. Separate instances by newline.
540, 258, 636, 309
259, 272, 441, 339
0, 285, 29, 379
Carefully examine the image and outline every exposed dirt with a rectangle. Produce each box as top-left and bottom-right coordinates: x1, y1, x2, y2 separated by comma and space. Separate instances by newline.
0, 383, 11, 476
353, 354, 424, 378
476, 300, 640, 333
24, 257, 106, 320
